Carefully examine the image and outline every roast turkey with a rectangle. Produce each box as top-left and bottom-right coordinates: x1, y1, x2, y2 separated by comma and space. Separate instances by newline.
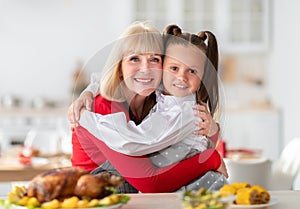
27, 167, 124, 203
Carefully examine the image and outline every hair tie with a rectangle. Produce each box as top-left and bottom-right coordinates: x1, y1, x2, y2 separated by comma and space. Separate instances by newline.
163, 24, 182, 36
197, 31, 207, 41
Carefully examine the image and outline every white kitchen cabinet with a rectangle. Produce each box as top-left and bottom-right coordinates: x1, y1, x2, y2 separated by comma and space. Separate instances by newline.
221, 108, 282, 160
133, 0, 270, 53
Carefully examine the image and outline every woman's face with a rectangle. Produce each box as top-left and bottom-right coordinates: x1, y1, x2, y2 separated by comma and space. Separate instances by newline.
163, 44, 206, 97
121, 53, 162, 97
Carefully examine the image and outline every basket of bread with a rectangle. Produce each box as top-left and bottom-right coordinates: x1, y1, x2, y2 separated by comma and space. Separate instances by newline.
0, 167, 130, 209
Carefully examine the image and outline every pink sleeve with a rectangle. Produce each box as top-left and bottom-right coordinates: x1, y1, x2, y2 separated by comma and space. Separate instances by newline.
75, 126, 221, 193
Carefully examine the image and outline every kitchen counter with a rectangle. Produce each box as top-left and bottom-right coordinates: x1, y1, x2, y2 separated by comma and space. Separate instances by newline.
0, 146, 71, 182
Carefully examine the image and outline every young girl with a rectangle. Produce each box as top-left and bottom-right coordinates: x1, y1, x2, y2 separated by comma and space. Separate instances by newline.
72, 22, 226, 193
78, 25, 226, 190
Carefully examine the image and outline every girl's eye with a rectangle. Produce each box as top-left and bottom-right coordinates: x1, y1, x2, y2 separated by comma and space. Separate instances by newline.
170, 66, 178, 71
189, 69, 197, 74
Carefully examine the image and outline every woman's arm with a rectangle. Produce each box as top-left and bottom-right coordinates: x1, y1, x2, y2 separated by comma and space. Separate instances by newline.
68, 73, 101, 128
75, 126, 221, 193
71, 131, 103, 172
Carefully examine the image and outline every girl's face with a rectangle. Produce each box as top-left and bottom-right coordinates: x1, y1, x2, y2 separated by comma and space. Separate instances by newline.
121, 53, 163, 97
163, 44, 206, 97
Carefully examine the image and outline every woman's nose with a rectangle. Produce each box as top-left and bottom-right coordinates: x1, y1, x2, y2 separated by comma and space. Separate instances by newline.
139, 58, 151, 72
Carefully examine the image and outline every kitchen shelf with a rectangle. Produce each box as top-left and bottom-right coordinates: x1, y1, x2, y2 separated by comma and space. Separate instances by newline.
0, 107, 68, 117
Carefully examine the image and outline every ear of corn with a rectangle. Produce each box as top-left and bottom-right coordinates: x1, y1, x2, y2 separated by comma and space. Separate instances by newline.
220, 182, 271, 205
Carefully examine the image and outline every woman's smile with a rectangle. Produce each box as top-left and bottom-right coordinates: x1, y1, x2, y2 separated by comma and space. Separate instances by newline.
134, 77, 154, 83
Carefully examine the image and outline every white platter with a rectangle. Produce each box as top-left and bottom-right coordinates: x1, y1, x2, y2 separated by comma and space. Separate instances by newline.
8, 203, 123, 209
231, 197, 279, 209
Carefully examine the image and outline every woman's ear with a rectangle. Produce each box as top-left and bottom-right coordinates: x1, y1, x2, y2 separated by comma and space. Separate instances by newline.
119, 73, 123, 80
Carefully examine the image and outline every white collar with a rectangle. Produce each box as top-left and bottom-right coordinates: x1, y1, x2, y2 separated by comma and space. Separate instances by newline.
155, 90, 196, 106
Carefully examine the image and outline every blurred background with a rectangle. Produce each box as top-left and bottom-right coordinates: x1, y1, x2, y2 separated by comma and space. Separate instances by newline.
0, 0, 299, 186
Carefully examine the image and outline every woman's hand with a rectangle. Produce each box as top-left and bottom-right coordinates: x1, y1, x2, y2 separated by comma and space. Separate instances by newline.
217, 155, 228, 178
68, 91, 94, 129
193, 101, 218, 137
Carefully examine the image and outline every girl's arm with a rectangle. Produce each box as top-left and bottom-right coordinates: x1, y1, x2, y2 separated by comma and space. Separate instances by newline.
79, 101, 199, 156
75, 126, 221, 193
83, 73, 101, 97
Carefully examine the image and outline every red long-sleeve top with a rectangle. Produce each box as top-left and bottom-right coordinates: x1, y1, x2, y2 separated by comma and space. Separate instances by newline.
71, 95, 221, 192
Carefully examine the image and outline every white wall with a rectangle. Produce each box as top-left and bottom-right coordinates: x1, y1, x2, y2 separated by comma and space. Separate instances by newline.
1, 0, 299, 148
0, 0, 132, 103
267, 0, 300, 145
266, 0, 300, 189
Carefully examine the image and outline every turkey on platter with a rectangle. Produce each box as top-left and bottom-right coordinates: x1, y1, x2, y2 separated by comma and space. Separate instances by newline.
27, 167, 124, 203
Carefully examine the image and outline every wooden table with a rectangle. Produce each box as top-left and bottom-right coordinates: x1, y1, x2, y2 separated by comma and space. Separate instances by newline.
123, 193, 182, 209
121, 191, 300, 209
0, 183, 299, 209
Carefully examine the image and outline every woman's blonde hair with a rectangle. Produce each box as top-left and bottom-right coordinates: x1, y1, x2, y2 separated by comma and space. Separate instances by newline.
99, 21, 163, 102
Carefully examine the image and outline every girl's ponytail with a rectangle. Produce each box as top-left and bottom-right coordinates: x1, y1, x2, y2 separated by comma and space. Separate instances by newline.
198, 31, 218, 73
197, 31, 219, 115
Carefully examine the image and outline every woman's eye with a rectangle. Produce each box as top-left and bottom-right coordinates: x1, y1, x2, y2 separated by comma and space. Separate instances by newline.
129, 56, 139, 62
150, 57, 161, 63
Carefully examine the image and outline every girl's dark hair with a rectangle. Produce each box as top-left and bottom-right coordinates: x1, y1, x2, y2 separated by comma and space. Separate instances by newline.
163, 24, 219, 116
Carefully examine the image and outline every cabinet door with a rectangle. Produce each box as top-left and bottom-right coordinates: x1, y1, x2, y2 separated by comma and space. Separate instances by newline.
222, 0, 270, 53
133, 0, 270, 53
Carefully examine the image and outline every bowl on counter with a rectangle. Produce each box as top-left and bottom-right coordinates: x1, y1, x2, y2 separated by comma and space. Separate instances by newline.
181, 188, 235, 209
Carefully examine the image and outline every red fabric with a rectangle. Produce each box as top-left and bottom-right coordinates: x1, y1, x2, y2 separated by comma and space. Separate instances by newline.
217, 140, 227, 158
71, 131, 100, 171
71, 95, 130, 172
72, 95, 221, 192
75, 126, 221, 193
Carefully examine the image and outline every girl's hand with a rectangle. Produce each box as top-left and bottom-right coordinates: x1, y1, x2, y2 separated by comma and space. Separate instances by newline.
68, 91, 94, 129
193, 101, 218, 137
